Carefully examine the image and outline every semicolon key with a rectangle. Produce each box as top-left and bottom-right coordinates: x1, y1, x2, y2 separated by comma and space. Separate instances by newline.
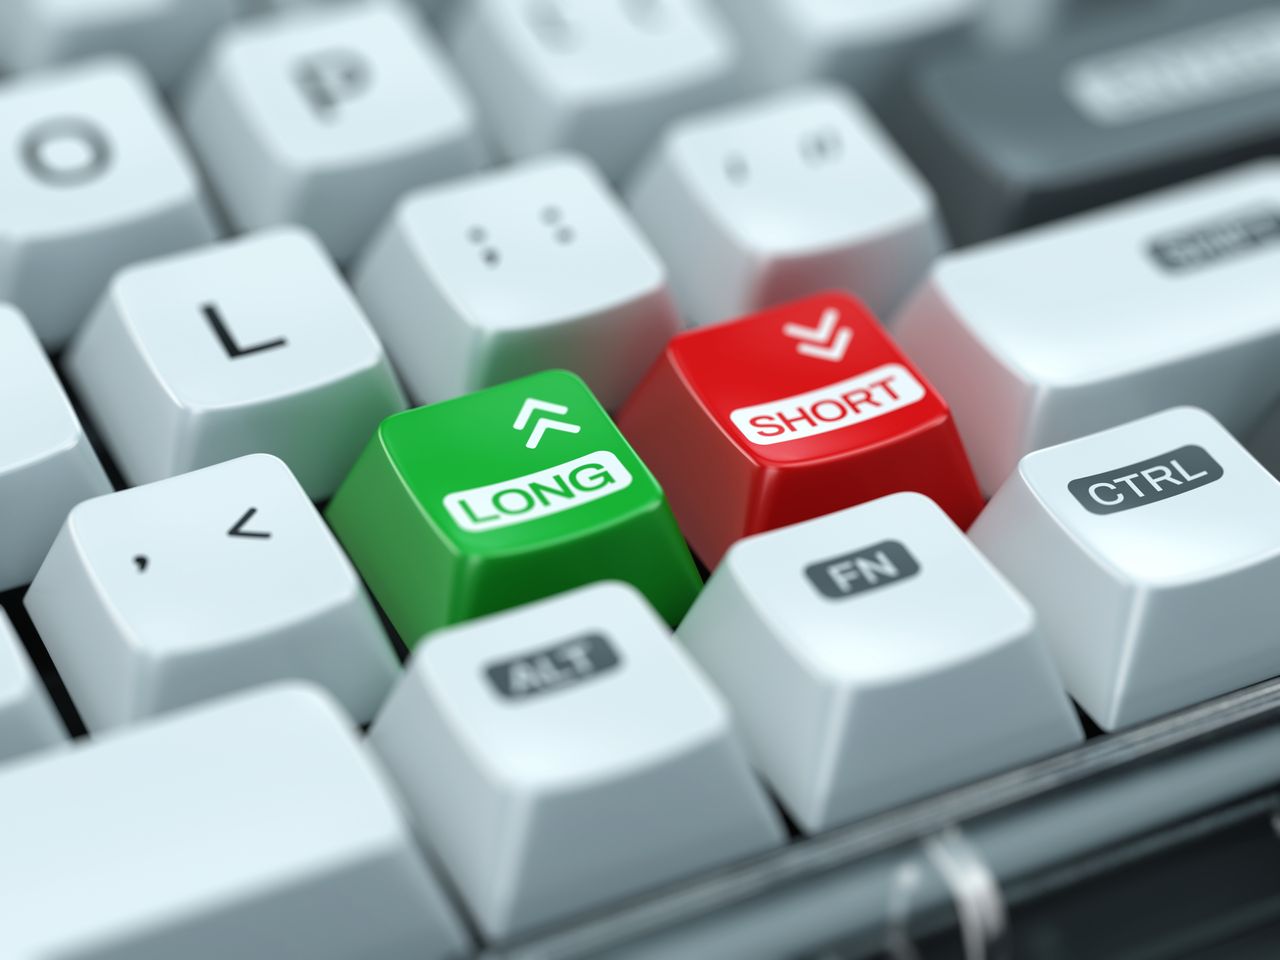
326, 370, 702, 647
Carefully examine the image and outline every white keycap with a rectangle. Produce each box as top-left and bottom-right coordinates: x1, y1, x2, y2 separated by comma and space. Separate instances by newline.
65, 228, 405, 499
0, 306, 112, 592
628, 85, 945, 327
24, 454, 399, 731
0, 683, 471, 960
356, 154, 679, 408
0, 59, 217, 349
970, 407, 1280, 731
712, 0, 976, 103
0, 609, 66, 763
369, 581, 785, 939
893, 161, 1280, 496
446, 0, 741, 181
0, 0, 237, 88
679, 492, 1081, 833
183, 1, 487, 263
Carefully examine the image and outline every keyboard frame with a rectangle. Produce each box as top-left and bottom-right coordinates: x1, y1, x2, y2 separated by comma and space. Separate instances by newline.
483, 676, 1280, 959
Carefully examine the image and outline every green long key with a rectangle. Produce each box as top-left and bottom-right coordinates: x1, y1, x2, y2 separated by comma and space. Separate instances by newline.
327, 370, 702, 646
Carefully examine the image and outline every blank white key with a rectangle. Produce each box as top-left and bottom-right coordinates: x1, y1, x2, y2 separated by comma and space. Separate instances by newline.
893, 160, 1280, 496
446, 0, 741, 181
0, 683, 471, 960
712, 0, 977, 103
356, 154, 679, 409
183, 1, 487, 263
0, 59, 217, 349
369, 581, 784, 940
0, 306, 111, 592
24, 454, 399, 731
679, 492, 1081, 833
970, 407, 1280, 731
0, 609, 66, 763
65, 228, 405, 499
628, 85, 945, 327
0, 0, 237, 88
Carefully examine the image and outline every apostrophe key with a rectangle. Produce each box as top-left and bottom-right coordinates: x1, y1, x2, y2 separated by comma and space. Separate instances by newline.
327, 370, 702, 646
618, 292, 983, 567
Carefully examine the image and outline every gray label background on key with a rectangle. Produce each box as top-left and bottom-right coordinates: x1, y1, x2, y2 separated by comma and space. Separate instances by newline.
1149, 208, 1280, 272
486, 634, 620, 701
805, 541, 920, 600
1068, 445, 1224, 515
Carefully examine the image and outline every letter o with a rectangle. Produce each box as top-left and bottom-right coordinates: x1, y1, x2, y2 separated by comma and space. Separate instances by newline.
812, 399, 847, 423
22, 117, 112, 187
494, 489, 535, 516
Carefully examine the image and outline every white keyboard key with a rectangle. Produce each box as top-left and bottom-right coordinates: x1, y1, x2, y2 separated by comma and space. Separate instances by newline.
65, 228, 405, 499
0, 684, 471, 960
0, 59, 217, 349
970, 407, 1280, 731
24, 454, 399, 731
0, 0, 237, 88
183, 1, 487, 263
893, 161, 1280, 496
369, 581, 784, 939
679, 492, 1081, 832
0, 610, 66, 763
0, 306, 111, 592
628, 86, 945, 327
446, 0, 741, 181
356, 154, 679, 408
712, 0, 977, 103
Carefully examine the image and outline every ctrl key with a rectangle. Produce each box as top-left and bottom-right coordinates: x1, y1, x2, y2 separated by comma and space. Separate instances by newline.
971, 407, 1280, 730
0, 684, 470, 960
368, 581, 785, 940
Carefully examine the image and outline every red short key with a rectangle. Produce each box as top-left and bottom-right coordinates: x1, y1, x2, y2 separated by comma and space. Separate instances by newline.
617, 292, 983, 567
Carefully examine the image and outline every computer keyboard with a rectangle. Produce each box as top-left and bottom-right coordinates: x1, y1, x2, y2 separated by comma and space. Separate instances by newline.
1, 1, 1280, 958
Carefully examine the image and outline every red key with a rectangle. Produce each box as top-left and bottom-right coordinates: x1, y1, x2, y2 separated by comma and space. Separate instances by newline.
617, 292, 983, 567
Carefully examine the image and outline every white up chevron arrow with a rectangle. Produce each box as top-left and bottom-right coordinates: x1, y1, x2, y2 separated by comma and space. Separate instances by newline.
782, 307, 852, 362
513, 397, 582, 449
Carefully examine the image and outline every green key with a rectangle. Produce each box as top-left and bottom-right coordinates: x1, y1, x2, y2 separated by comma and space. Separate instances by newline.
327, 370, 702, 646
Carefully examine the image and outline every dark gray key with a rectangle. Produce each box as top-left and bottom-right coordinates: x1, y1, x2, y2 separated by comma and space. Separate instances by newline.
888, 0, 1280, 242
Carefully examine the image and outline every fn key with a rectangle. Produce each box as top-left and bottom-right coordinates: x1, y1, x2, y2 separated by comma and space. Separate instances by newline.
891, 0, 1280, 241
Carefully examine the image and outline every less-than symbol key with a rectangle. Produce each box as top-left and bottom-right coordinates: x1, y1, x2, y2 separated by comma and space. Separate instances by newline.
228, 507, 271, 540
513, 397, 581, 449
783, 306, 852, 362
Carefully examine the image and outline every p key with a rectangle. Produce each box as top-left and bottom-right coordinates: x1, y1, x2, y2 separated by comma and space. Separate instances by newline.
971, 407, 1280, 730
679, 492, 1082, 832
618, 292, 983, 567
369, 582, 784, 939
326, 370, 701, 646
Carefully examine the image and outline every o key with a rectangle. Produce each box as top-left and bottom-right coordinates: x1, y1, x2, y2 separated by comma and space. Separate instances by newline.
617, 292, 983, 566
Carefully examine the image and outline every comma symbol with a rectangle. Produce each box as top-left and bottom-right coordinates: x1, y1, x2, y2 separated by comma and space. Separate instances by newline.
134, 555, 148, 572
